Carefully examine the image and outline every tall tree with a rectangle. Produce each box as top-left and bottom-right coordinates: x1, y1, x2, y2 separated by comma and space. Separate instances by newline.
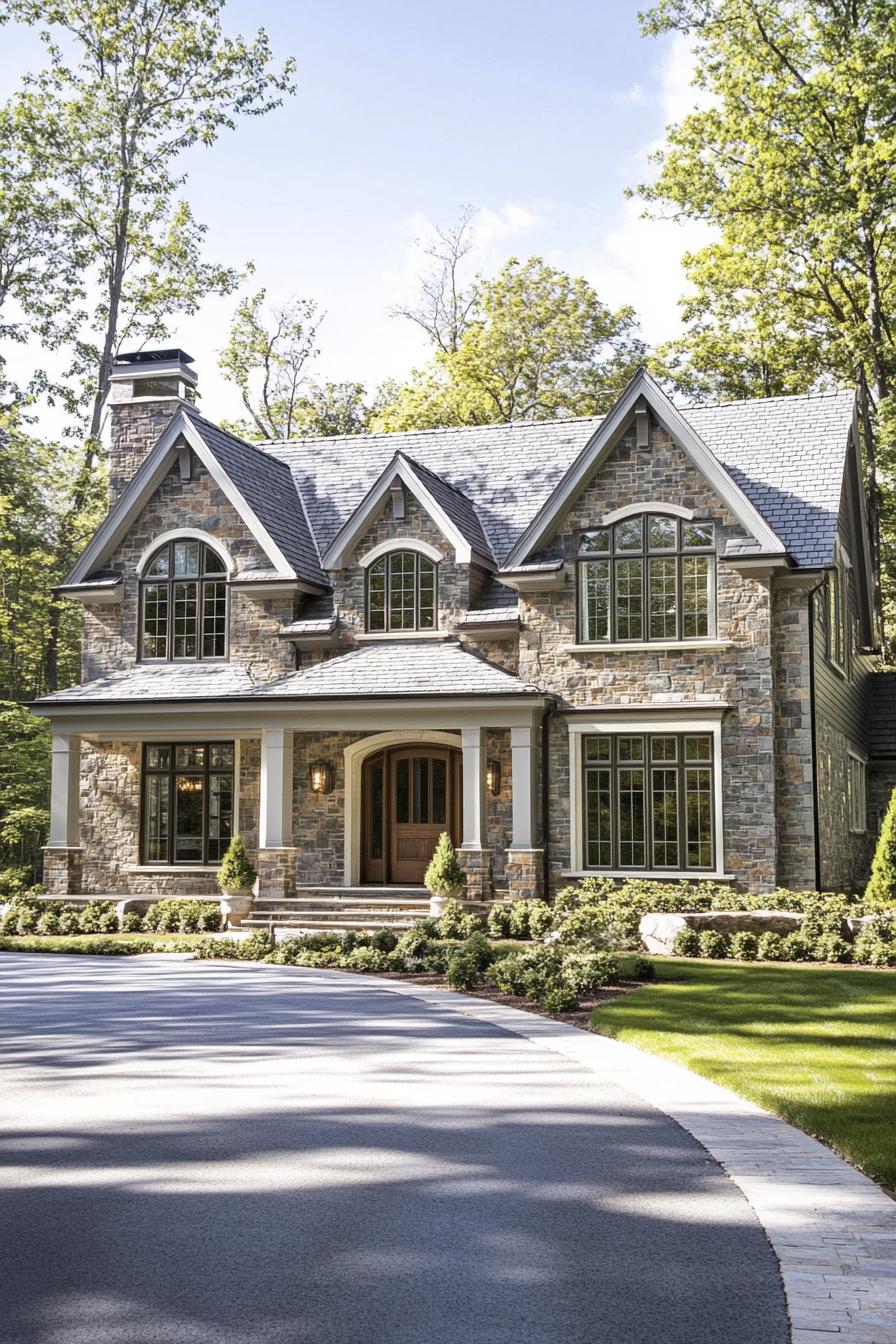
636, 0, 896, 646
1, 0, 295, 455
377, 256, 645, 430
390, 205, 478, 356
218, 288, 323, 439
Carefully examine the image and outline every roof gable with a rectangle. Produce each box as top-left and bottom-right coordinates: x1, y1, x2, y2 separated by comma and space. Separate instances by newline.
322, 452, 495, 569
503, 369, 786, 567
66, 410, 329, 592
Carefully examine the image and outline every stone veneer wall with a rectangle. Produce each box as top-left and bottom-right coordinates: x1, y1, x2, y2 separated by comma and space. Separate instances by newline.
771, 585, 817, 891
82, 457, 295, 685
109, 397, 191, 504
521, 422, 778, 894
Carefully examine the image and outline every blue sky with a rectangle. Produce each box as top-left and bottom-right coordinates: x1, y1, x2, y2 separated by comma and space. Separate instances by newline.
0, 0, 706, 426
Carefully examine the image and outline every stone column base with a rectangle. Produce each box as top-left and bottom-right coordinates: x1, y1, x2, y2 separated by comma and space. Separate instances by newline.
42, 846, 84, 896
504, 848, 544, 902
256, 847, 297, 903
457, 847, 493, 901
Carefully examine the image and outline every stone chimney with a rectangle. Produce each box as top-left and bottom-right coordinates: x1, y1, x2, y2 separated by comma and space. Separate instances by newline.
107, 348, 198, 504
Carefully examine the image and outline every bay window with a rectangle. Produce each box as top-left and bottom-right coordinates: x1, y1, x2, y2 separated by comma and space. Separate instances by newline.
578, 514, 716, 643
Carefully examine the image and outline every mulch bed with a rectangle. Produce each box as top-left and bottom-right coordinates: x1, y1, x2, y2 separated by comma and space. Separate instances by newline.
376, 969, 643, 1031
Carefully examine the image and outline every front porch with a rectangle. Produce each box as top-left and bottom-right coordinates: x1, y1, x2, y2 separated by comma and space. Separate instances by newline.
40, 705, 548, 917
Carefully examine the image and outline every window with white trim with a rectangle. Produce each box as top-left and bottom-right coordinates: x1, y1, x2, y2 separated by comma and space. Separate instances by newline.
583, 732, 715, 871
848, 753, 866, 834
140, 538, 228, 661
578, 515, 716, 643
366, 550, 437, 632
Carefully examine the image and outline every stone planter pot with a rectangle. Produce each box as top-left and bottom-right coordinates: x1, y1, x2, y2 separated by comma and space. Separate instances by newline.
427, 887, 463, 919
219, 889, 254, 929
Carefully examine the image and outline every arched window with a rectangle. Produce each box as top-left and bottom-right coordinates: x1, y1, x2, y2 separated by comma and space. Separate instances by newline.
140, 538, 228, 661
366, 550, 437, 632
577, 513, 716, 643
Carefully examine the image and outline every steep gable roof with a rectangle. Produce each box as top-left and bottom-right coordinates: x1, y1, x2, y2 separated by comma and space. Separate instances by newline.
65, 409, 329, 593
267, 381, 856, 570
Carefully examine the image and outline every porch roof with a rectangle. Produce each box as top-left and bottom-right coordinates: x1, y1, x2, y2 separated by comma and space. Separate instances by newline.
32, 640, 542, 706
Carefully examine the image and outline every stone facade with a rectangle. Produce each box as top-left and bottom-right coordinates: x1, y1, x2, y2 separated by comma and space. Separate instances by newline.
51, 387, 881, 907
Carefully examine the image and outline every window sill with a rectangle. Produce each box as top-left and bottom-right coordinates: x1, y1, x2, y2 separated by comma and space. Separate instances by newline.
561, 869, 735, 881
355, 631, 451, 642
124, 865, 220, 874
563, 640, 733, 653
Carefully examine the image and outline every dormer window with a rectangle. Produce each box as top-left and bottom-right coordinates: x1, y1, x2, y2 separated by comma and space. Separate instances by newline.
140, 539, 228, 661
578, 514, 716, 643
366, 550, 437, 632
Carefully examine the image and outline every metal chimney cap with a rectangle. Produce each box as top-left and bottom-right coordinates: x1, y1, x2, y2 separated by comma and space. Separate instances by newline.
116, 348, 195, 365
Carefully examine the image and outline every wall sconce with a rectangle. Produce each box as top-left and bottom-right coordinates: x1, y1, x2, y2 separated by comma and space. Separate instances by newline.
309, 760, 334, 795
486, 758, 501, 796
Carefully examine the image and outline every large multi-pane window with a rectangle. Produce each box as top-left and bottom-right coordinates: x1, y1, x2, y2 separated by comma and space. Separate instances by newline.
583, 732, 715, 872
141, 743, 234, 865
366, 550, 437, 632
140, 539, 228, 661
578, 515, 716, 643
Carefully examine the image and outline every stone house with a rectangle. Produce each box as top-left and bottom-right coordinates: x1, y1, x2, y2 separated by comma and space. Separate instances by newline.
31, 349, 896, 922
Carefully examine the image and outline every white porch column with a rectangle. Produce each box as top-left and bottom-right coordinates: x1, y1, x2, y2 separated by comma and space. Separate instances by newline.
510, 725, 537, 850
49, 734, 81, 847
460, 726, 486, 849
259, 728, 294, 848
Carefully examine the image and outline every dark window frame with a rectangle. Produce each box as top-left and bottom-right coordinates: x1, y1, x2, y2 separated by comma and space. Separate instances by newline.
576, 515, 717, 644
582, 731, 716, 873
365, 549, 438, 633
140, 742, 235, 866
139, 539, 229, 663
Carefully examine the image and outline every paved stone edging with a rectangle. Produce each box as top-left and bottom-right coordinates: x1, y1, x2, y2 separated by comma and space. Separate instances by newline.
345, 971, 896, 1344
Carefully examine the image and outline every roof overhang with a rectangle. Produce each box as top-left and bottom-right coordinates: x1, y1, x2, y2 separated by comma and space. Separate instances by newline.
64, 411, 326, 593
322, 453, 494, 570
722, 550, 795, 580
31, 694, 550, 736
54, 577, 123, 606
504, 369, 787, 567
496, 562, 567, 592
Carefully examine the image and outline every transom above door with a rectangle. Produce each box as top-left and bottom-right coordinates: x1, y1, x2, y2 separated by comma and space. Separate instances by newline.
362, 745, 461, 885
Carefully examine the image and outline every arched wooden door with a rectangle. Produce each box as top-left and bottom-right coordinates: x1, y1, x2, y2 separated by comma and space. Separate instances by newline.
362, 745, 461, 885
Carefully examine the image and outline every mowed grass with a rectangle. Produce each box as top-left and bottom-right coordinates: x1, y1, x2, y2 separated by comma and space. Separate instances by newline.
594, 958, 896, 1193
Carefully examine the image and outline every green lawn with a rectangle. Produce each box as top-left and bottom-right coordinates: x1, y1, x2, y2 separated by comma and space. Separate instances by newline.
594, 958, 896, 1193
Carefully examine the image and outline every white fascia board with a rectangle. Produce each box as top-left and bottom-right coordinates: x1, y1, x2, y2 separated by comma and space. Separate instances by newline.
323, 455, 487, 568
65, 412, 296, 585
504, 369, 785, 566
33, 695, 549, 736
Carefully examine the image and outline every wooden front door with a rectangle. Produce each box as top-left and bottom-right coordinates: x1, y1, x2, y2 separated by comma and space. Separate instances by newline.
362, 745, 461, 885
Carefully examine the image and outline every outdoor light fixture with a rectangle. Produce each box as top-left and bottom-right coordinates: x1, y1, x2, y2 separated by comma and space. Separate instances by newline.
309, 760, 334, 795
486, 758, 501, 796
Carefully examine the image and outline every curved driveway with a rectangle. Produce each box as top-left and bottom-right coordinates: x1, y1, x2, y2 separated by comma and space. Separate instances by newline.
0, 954, 787, 1344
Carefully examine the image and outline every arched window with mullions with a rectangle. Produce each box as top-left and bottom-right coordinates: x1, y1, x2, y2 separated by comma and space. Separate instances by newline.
577, 513, 716, 644
366, 550, 437, 632
140, 538, 229, 661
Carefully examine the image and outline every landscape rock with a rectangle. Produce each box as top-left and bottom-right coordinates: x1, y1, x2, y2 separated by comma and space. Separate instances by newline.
640, 909, 804, 955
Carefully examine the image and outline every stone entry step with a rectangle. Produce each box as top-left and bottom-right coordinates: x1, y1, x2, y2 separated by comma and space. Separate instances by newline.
245, 886, 431, 931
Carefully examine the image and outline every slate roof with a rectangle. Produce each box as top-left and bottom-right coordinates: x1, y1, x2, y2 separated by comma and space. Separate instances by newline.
400, 453, 495, 562
37, 662, 257, 703
184, 409, 329, 589
868, 673, 896, 757
251, 641, 541, 699
265, 388, 856, 569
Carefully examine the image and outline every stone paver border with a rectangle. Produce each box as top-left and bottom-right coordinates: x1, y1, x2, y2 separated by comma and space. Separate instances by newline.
328, 970, 896, 1344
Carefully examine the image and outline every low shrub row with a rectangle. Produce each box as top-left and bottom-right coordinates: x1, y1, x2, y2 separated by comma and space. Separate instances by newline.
193, 921, 652, 1014
0, 896, 222, 937
0, 935, 158, 956
672, 910, 896, 966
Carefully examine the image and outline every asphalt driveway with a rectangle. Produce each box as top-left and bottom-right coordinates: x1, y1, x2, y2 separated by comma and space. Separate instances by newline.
0, 954, 788, 1344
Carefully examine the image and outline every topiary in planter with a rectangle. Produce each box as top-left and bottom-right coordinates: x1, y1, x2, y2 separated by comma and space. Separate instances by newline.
424, 832, 465, 916
217, 835, 256, 894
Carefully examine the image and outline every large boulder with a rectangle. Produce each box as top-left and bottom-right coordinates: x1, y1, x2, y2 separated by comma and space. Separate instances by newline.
640, 909, 804, 955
